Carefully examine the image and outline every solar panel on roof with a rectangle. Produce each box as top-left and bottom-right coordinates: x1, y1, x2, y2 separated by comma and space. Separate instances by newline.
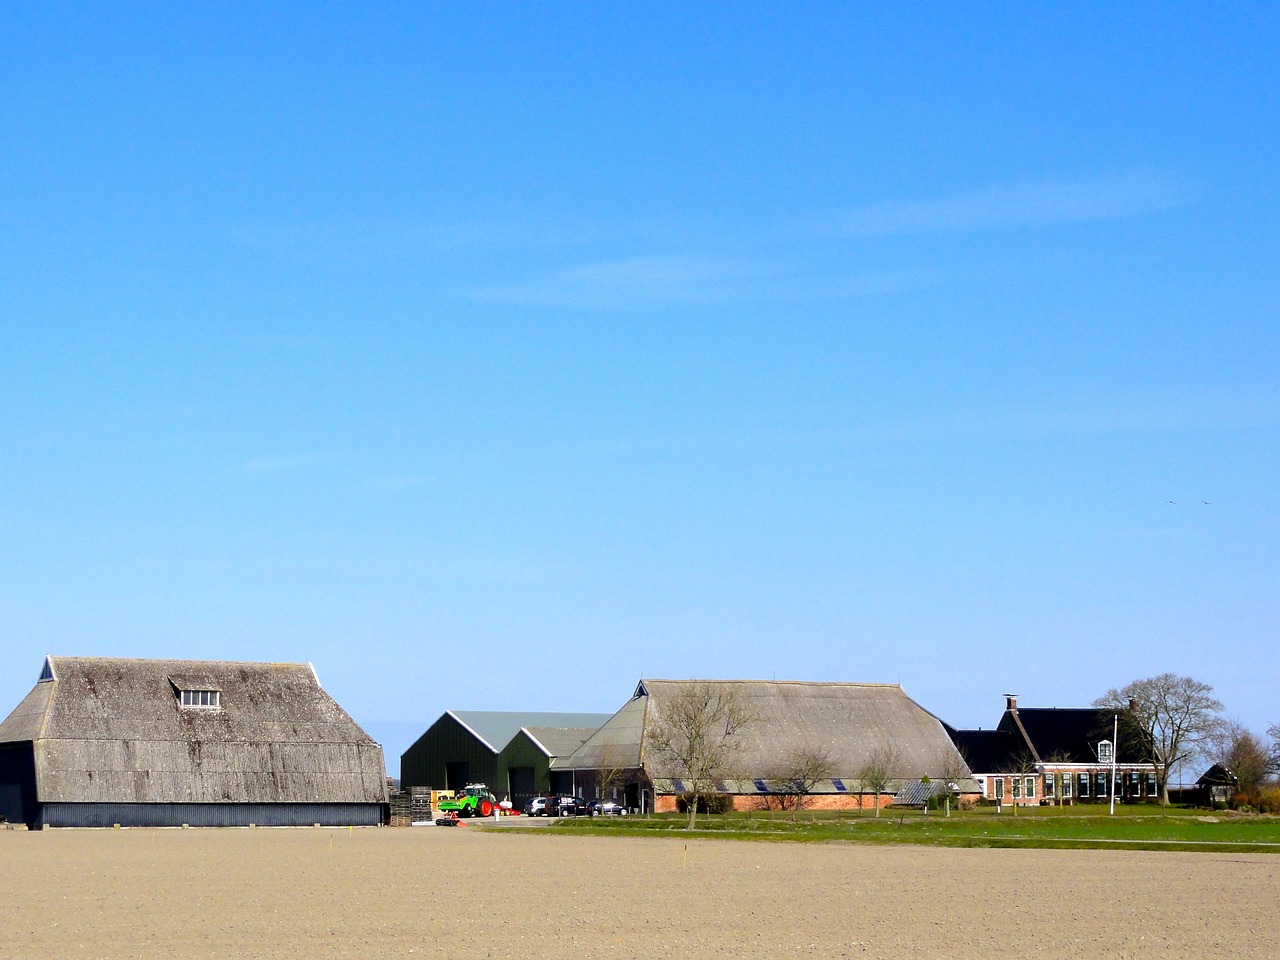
832, 779, 846, 792
753, 779, 770, 793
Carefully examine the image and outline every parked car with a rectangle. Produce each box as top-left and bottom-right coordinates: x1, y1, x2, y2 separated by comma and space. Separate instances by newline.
587, 800, 628, 816
549, 795, 589, 817
524, 796, 550, 817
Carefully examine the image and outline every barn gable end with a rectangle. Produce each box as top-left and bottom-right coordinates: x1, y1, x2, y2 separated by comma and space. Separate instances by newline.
0, 656, 387, 828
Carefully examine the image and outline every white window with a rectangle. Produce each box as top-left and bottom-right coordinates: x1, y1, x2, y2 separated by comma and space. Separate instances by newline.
1025, 777, 1035, 800
994, 778, 1004, 800
1044, 772, 1056, 797
1062, 775, 1073, 798
180, 689, 220, 709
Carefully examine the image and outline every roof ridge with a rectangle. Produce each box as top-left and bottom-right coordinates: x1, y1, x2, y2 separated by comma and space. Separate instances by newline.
49, 656, 311, 668
640, 678, 900, 688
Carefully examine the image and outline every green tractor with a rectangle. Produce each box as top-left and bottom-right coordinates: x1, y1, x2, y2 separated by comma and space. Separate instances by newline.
436, 784, 498, 819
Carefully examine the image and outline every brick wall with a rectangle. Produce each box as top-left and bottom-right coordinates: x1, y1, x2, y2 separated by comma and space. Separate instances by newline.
654, 793, 891, 813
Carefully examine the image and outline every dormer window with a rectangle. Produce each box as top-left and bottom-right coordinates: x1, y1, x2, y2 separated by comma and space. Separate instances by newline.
180, 689, 220, 709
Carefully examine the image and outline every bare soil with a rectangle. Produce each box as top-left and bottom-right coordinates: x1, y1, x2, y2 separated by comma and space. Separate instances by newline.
1, 825, 1274, 958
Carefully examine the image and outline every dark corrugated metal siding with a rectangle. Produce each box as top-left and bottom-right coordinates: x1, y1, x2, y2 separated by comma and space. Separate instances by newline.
39, 802, 385, 828
400, 714, 499, 792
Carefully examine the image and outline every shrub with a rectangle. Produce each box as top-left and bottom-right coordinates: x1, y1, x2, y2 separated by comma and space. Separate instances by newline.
675, 793, 735, 815
1258, 786, 1280, 813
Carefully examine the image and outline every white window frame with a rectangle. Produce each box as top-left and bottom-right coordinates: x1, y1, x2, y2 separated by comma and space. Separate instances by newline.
1025, 777, 1035, 800
180, 689, 220, 709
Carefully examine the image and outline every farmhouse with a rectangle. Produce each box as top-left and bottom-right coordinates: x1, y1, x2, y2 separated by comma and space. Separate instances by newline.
554, 679, 978, 812
0, 656, 387, 828
400, 710, 611, 802
949, 695, 1161, 805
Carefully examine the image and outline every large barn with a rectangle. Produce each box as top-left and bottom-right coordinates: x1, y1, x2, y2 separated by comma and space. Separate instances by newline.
400, 710, 612, 801
0, 656, 388, 828
555, 679, 978, 812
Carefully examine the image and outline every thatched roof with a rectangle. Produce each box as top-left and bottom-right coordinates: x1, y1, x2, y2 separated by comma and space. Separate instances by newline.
0, 656, 386, 805
556, 679, 976, 792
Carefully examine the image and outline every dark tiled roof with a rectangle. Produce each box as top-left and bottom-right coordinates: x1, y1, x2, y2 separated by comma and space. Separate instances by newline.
1001, 708, 1133, 763
949, 729, 1025, 773
1196, 763, 1236, 787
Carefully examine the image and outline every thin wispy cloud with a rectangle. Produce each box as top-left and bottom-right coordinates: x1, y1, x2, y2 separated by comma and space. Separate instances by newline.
221, 218, 648, 265
236, 454, 329, 476
468, 254, 955, 309
469, 254, 772, 308
832, 169, 1190, 237
223, 167, 1193, 308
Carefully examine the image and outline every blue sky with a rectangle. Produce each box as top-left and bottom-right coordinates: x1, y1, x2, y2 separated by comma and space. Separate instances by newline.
2, 4, 1276, 776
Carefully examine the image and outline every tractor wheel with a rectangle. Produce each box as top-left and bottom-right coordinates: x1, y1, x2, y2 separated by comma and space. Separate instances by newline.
478, 799, 494, 817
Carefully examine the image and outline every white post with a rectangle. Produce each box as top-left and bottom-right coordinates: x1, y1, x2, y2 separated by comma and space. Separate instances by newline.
1109, 714, 1118, 816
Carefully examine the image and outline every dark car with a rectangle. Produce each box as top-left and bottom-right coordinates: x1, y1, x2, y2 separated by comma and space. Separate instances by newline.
549, 795, 589, 817
587, 800, 628, 816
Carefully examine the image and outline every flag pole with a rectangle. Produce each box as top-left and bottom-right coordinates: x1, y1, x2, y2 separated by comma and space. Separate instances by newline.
1109, 713, 1118, 816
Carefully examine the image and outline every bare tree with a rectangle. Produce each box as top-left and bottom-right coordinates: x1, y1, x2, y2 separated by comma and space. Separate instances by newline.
856, 742, 900, 819
1268, 723, 1280, 774
644, 682, 756, 829
1043, 750, 1075, 807
1208, 720, 1273, 805
592, 746, 630, 812
1095, 674, 1223, 805
763, 745, 833, 817
935, 747, 970, 818
1003, 752, 1039, 817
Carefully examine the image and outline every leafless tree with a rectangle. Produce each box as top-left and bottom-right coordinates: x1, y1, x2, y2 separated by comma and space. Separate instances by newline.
856, 742, 900, 819
762, 745, 834, 817
1043, 750, 1075, 807
644, 682, 756, 829
1208, 720, 1273, 805
1003, 752, 1039, 817
1095, 673, 1223, 805
592, 746, 630, 812
1268, 723, 1280, 775
935, 747, 970, 817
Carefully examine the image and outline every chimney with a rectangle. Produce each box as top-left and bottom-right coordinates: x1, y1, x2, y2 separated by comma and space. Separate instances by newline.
1004, 693, 1018, 712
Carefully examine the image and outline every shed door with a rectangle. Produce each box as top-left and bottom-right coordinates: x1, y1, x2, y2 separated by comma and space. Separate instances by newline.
549, 771, 574, 796
508, 766, 536, 806
445, 762, 471, 791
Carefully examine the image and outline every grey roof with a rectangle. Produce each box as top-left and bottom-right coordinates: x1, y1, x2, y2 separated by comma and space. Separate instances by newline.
449, 711, 614, 753
552, 693, 647, 771
0, 656, 387, 805
520, 726, 601, 758
556, 679, 975, 791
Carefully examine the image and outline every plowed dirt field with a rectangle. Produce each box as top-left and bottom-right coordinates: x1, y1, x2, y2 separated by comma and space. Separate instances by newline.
1, 826, 1274, 958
